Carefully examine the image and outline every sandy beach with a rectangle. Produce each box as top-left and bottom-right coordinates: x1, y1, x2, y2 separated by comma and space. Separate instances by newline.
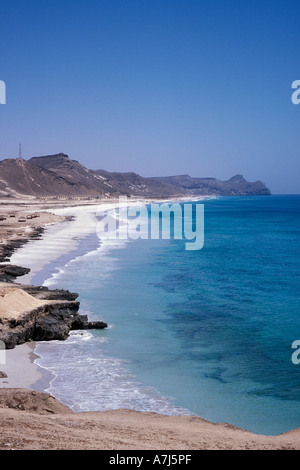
1, 198, 300, 450
0, 342, 51, 391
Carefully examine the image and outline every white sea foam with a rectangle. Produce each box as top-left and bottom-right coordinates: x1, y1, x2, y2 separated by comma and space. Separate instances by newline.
42, 225, 130, 288
34, 332, 190, 415
9, 202, 129, 284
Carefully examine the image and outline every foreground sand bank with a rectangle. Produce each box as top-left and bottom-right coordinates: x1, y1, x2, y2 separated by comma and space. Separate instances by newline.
0, 388, 299, 450
0, 345, 299, 450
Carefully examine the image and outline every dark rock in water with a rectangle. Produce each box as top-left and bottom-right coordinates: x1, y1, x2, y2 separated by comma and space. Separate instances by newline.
71, 314, 107, 330
83, 320, 108, 330
70, 314, 89, 330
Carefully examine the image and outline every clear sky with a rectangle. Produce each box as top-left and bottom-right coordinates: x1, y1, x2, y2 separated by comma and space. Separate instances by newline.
0, 0, 300, 193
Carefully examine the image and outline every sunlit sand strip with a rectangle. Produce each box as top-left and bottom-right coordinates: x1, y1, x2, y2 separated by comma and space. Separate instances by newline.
9, 202, 138, 285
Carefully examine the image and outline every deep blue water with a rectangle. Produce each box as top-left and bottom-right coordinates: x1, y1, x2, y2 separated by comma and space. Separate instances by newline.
32, 195, 300, 435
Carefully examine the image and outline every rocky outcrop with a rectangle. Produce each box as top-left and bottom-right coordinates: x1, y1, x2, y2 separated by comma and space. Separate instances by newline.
0, 285, 107, 350
0, 210, 108, 351
0, 265, 31, 283
22, 285, 79, 301
0, 227, 44, 263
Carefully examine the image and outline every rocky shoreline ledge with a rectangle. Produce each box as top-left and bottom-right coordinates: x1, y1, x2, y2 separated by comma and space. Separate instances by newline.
0, 208, 107, 350
0, 226, 44, 263
0, 281, 107, 349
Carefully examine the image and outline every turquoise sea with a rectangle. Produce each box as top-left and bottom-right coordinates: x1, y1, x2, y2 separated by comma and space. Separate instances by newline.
30, 195, 300, 435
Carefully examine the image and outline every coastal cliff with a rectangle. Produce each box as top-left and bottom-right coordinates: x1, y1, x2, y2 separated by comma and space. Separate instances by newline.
0, 283, 107, 349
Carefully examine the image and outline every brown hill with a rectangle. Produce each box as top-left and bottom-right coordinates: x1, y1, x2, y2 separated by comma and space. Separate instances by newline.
0, 153, 271, 198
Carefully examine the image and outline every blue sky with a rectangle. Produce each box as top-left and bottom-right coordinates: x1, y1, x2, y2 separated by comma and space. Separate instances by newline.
0, 0, 300, 193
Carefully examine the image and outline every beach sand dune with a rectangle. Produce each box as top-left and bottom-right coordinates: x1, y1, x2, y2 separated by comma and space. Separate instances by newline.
0, 388, 299, 450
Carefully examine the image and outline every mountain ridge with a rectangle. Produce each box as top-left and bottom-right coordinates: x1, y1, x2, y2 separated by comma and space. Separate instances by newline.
0, 153, 271, 198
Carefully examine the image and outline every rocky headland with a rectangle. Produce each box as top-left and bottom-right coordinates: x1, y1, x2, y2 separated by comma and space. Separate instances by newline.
0, 282, 107, 350
0, 206, 107, 351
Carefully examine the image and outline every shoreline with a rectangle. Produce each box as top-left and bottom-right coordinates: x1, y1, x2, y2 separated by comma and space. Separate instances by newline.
1, 196, 186, 387
0, 198, 126, 394
1, 196, 300, 449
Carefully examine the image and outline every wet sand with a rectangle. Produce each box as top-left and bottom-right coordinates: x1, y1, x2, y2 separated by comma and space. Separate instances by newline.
0, 342, 52, 391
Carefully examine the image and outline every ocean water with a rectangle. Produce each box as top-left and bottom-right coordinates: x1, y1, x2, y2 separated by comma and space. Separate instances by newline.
26, 195, 300, 435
